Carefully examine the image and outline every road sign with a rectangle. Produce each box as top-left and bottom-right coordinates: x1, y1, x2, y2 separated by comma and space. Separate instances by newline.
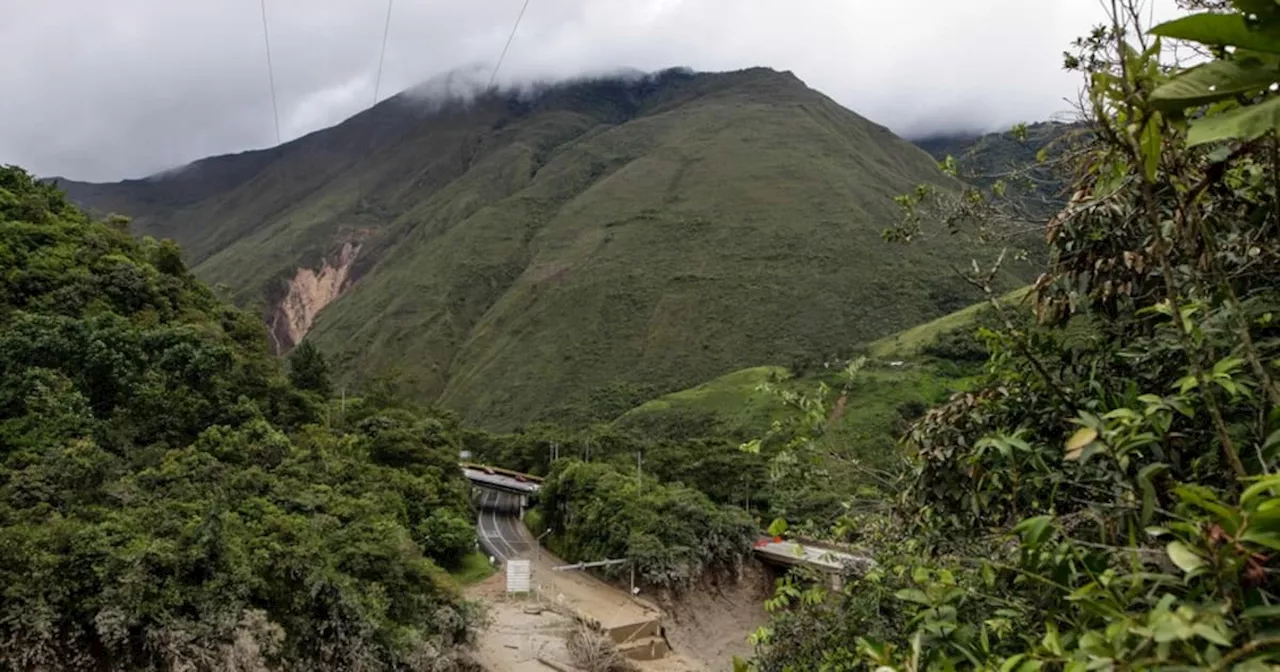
506, 559, 531, 593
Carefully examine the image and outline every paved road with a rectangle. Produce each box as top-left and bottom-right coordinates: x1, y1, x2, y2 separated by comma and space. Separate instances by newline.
473, 488, 660, 631
477, 490, 531, 561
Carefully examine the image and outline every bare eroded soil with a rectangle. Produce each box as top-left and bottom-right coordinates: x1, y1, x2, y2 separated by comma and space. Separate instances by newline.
658, 565, 772, 671
466, 562, 771, 672
467, 574, 576, 671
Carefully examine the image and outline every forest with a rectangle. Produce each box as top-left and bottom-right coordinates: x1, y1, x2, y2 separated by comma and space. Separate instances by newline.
0, 165, 752, 669
0, 167, 486, 669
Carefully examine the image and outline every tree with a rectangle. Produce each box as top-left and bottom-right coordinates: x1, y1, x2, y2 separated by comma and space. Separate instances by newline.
287, 339, 332, 398
747, 1, 1280, 669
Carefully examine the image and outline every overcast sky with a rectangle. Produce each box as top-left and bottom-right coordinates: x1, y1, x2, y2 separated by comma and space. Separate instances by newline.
1, 0, 1180, 182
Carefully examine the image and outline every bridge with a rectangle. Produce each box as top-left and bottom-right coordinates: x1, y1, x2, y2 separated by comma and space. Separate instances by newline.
752, 537, 874, 588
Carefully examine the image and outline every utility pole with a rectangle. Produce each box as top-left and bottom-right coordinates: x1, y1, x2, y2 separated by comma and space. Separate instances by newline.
636, 451, 642, 488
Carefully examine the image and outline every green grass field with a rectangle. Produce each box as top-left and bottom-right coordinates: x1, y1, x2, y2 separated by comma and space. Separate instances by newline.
866, 286, 1031, 358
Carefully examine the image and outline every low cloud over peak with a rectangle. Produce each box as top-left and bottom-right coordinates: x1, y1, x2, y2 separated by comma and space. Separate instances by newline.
1, 0, 1180, 182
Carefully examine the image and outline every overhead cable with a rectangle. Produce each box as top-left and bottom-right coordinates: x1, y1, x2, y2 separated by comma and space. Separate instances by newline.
372, 0, 395, 105
259, 0, 281, 145
487, 0, 533, 90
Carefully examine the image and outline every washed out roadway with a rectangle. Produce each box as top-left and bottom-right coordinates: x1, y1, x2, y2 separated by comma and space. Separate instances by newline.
474, 490, 660, 631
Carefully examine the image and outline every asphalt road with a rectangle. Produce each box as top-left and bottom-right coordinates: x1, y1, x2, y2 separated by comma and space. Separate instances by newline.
477, 490, 531, 561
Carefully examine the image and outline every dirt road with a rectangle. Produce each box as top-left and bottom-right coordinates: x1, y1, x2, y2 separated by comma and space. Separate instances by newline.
467, 575, 576, 671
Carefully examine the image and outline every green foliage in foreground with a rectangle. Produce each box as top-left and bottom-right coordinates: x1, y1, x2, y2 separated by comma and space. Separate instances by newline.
745, 4, 1280, 670
0, 167, 481, 670
537, 460, 757, 589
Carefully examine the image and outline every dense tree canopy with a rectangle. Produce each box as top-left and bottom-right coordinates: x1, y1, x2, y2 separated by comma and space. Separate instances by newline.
538, 460, 757, 589
0, 166, 481, 671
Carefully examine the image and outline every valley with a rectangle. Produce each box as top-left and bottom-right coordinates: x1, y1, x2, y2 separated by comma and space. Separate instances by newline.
9, 0, 1280, 667
23, 65, 1048, 670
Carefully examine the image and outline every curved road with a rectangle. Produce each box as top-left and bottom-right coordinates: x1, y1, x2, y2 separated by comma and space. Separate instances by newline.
477, 490, 531, 561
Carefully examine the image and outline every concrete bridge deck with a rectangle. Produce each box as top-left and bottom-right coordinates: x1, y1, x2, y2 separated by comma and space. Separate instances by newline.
752, 538, 874, 576
461, 465, 541, 495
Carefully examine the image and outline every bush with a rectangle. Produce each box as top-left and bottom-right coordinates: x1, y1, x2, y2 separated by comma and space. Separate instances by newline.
567, 623, 637, 672
539, 460, 756, 589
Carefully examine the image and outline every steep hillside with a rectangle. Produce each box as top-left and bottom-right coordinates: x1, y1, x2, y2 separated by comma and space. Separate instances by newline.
913, 121, 1080, 215
59, 67, 1031, 428
614, 290, 1029, 442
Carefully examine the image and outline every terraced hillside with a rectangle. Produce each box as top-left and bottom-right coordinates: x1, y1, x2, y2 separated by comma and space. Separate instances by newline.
59, 67, 1032, 428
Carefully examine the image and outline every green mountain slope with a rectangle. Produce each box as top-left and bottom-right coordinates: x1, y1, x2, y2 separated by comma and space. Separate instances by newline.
58, 67, 1031, 429
913, 121, 1080, 213
613, 290, 1025, 441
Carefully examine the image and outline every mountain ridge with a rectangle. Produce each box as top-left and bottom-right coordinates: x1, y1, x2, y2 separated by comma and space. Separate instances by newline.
57, 66, 1033, 428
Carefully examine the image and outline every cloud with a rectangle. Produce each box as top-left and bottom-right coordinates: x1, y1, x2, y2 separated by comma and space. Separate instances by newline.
0, 0, 1181, 181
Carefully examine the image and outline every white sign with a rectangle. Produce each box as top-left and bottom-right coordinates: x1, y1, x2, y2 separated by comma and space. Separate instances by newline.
506, 559, 531, 593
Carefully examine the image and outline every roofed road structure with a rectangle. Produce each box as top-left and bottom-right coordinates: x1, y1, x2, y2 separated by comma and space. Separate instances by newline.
461, 465, 541, 497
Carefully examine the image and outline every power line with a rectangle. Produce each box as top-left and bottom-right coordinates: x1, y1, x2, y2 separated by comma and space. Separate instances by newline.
487, 0, 533, 90
259, 0, 281, 145
372, 0, 395, 106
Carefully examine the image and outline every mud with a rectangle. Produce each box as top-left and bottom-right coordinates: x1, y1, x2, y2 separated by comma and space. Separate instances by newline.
269, 241, 359, 351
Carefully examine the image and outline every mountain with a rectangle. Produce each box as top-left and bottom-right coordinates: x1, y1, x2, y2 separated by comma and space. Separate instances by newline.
57, 66, 1032, 429
913, 121, 1080, 215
